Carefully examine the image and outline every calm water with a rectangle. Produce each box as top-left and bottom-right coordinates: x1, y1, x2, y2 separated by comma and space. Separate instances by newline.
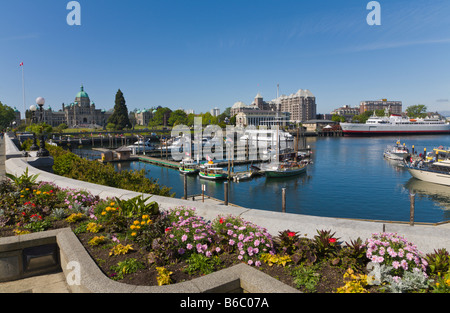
110, 135, 450, 223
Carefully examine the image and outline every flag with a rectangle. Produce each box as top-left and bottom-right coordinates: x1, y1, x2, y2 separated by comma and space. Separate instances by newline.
19, 62, 23, 66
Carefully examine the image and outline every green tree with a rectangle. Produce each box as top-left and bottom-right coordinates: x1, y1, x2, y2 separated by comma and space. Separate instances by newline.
331, 114, 345, 123
0, 101, 16, 129
108, 89, 131, 130
168, 109, 188, 126
406, 105, 427, 118
150, 107, 172, 126
352, 111, 374, 123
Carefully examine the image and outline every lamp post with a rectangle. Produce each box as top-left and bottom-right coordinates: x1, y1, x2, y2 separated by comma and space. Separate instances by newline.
29, 104, 39, 151
35, 97, 49, 157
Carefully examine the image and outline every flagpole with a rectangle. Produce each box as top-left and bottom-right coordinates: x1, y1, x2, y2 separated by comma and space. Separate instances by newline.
21, 62, 25, 119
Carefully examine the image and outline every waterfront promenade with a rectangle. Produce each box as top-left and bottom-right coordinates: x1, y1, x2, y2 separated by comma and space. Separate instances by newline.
2, 133, 450, 293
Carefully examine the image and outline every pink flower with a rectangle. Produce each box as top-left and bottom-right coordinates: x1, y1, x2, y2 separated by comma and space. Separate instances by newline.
181, 234, 188, 242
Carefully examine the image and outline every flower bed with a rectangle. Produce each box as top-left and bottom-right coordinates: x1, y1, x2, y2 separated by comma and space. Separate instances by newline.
1, 172, 450, 293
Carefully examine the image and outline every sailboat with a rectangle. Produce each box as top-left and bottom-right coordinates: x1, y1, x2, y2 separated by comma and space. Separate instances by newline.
264, 124, 308, 178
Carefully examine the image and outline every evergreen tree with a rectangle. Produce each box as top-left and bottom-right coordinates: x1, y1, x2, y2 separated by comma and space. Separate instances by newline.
108, 89, 131, 130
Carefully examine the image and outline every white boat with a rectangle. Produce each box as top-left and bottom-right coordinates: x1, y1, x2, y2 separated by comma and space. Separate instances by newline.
127, 140, 154, 153
405, 159, 450, 186
341, 113, 450, 136
233, 171, 253, 182
179, 158, 199, 175
198, 162, 228, 180
384, 140, 410, 161
240, 129, 293, 145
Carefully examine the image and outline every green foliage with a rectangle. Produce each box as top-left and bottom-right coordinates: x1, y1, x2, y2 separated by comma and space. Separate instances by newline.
291, 264, 321, 292
110, 258, 145, 280
108, 89, 131, 130
6, 167, 40, 190
168, 109, 188, 126
24, 219, 52, 232
115, 195, 159, 218
313, 229, 340, 260
340, 238, 369, 271
277, 230, 300, 255
184, 253, 222, 275
426, 248, 450, 276
26, 123, 53, 135
0, 101, 16, 129
47, 145, 173, 197
406, 104, 427, 118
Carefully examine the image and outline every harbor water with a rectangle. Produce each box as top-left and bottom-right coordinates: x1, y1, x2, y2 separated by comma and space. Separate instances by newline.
105, 135, 450, 223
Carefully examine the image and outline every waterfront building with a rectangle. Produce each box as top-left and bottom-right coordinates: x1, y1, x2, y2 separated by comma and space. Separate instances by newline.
360, 99, 402, 115
302, 119, 337, 132
275, 89, 316, 123
134, 109, 153, 126
235, 110, 290, 127
211, 107, 220, 117
38, 85, 112, 128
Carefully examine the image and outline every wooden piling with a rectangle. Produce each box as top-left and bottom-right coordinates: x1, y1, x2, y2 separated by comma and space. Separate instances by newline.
224, 182, 229, 206
282, 188, 286, 213
410, 193, 415, 226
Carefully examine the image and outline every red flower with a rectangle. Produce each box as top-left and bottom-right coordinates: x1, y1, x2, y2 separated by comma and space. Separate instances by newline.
21, 212, 26, 216
329, 238, 337, 243
219, 218, 224, 224
165, 227, 171, 232
287, 232, 296, 237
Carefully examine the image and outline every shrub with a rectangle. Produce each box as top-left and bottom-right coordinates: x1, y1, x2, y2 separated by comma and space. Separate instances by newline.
212, 214, 274, 266
110, 258, 145, 281
365, 232, 429, 292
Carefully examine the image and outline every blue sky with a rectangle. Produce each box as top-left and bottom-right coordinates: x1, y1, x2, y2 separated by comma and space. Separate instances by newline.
1, 0, 450, 118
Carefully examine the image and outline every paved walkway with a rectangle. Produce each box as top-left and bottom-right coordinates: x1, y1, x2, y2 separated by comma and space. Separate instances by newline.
0, 137, 70, 293
0, 136, 6, 181
0, 271, 70, 293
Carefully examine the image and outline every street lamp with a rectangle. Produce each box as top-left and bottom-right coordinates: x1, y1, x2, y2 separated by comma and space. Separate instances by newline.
35, 97, 49, 157
29, 105, 39, 151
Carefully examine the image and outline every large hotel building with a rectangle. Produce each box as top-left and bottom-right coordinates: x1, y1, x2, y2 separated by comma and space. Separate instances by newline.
359, 99, 402, 115
231, 89, 317, 127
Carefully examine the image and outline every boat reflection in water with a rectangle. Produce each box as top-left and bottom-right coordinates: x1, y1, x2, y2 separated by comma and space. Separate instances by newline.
404, 178, 450, 220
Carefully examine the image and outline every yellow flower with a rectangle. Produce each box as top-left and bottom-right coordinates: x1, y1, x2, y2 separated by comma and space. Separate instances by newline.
147, 219, 152, 224
110, 202, 115, 206
131, 232, 137, 236
101, 211, 106, 215
130, 225, 136, 230
135, 225, 141, 230
25, 188, 29, 191
133, 220, 140, 225
142, 215, 149, 220
141, 221, 146, 225
20, 195, 24, 198
36, 191, 41, 195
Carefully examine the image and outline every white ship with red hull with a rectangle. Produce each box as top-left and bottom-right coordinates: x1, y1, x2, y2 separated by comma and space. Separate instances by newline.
340, 114, 450, 136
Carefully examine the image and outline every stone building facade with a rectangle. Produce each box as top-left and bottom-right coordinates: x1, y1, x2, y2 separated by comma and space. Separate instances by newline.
39, 85, 112, 128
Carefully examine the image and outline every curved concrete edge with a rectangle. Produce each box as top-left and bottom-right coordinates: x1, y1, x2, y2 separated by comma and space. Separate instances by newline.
5, 135, 450, 257
17, 228, 297, 293
3, 135, 23, 159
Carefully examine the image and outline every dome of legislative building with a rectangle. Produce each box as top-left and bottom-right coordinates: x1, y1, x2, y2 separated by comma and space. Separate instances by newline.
76, 85, 89, 99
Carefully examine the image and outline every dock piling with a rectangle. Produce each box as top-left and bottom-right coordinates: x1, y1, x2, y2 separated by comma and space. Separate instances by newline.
224, 182, 229, 206
282, 188, 286, 213
183, 174, 187, 200
410, 193, 415, 226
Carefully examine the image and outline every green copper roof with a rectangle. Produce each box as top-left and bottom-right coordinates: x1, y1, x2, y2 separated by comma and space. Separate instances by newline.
76, 85, 89, 98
